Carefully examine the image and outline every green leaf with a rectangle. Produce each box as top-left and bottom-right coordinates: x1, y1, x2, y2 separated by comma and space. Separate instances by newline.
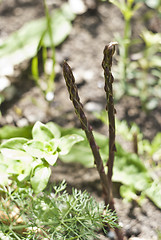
1, 148, 33, 176
145, 180, 161, 209
46, 122, 61, 138
32, 121, 54, 141
0, 138, 28, 150
59, 127, 152, 198
120, 185, 138, 201
30, 165, 51, 193
24, 140, 58, 165
58, 134, 84, 156
59, 127, 108, 167
114, 148, 151, 191
0, 125, 32, 140
0, 163, 9, 186
1, 148, 33, 162
0, 3, 75, 75
144, 0, 160, 9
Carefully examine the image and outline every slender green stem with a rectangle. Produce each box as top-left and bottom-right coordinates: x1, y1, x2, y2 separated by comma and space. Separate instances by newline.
43, 0, 56, 93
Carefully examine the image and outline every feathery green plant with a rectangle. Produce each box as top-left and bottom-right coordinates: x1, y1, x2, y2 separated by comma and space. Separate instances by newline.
0, 182, 119, 239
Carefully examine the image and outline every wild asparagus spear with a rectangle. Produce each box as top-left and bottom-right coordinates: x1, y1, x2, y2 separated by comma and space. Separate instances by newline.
102, 42, 117, 188
63, 61, 110, 205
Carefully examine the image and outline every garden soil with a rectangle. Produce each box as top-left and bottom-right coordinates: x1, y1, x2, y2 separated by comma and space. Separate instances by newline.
0, 0, 161, 239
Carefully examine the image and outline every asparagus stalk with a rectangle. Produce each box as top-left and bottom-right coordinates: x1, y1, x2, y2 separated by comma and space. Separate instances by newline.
63, 61, 110, 205
102, 42, 117, 187
102, 43, 124, 240
63, 44, 124, 239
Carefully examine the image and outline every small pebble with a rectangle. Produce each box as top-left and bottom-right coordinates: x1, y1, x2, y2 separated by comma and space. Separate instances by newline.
16, 118, 28, 127
84, 101, 103, 113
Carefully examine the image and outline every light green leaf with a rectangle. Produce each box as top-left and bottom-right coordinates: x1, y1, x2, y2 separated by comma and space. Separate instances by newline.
0, 3, 75, 75
24, 140, 58, 165
145, 180, 161, 209
59, 128, 108, 167
58, 134, 84, 156
32, 121, 54, 141
46, 122, 61, 138
0, 163, 9, 186
144, 0, 160, 9
47, 139, 60, 152
1, 148, 33, 176
0, 125, 32, 140
31, 165, 51, 193
43, 151, 58, 166
1, 148, 33, 162
114, 148, 151, 191
120, 185, 138, 201
0, 138, 28, 150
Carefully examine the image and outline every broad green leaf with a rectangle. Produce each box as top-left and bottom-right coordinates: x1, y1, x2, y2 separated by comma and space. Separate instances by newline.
151, 133, 161, 154
58, 134, 84, 156
114, 147, 151, 191
0, 3, 75, 75
46, 122, 61, 138
32, 121, 54, 141
59, 127, 108, 167
1, 148, 33, 162
1, 148, 33, 176
0, 125, 32, 140
24, 140, 45, 157
120, 185, 138, 201
24, 140, 58, 165
145, 180, 161, 209
30, 165, 51, 193
0, 138, 28, 150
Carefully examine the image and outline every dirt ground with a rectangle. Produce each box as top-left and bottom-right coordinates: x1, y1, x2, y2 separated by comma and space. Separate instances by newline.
0, 0, 161, 239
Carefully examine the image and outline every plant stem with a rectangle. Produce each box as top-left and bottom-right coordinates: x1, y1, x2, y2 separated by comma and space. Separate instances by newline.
43, 0, 56, 94
102, 42, 117, 189
102, 42, 124, 240
63, 61, 110, 206
63, 46, 124, 239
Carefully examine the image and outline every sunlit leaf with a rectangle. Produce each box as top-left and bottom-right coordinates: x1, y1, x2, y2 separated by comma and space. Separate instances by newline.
58, 134, 84, 156
46, 122, 61, 138
32, 121, 54, 141
0, 125, 32, 140
0, 138, 28, 150
145, 180, 161, 209
0, 3, 75, 75
31, 165, 51, 193
24, 140, 58, 165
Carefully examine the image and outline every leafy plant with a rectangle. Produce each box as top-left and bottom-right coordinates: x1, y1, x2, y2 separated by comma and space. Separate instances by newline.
130, 30, 161, 110
109, 0, 142, 95
0, 121, 83, 193
0, 3, 75, 100
109, 0, 161, 110
0, 182, 119, 239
